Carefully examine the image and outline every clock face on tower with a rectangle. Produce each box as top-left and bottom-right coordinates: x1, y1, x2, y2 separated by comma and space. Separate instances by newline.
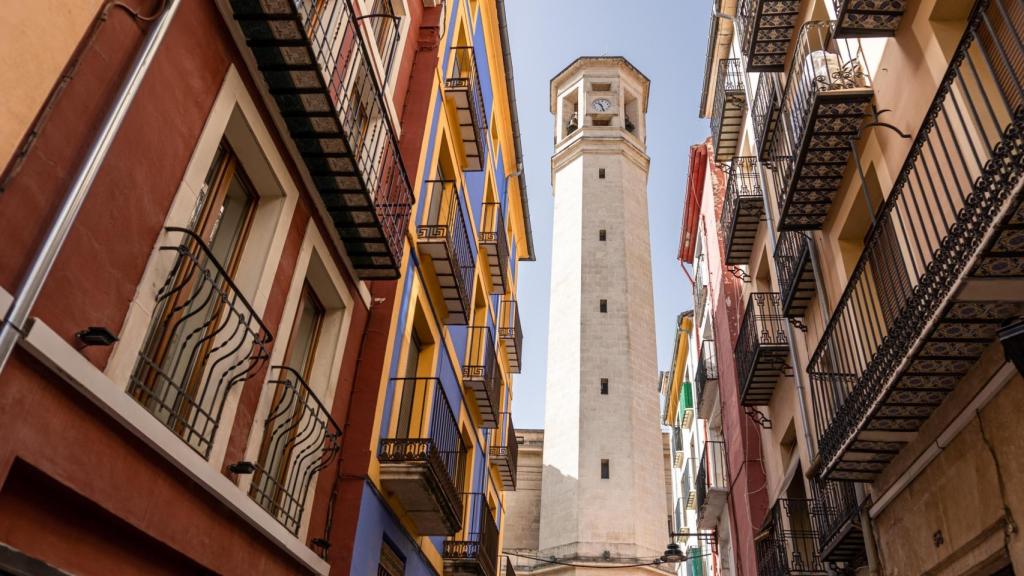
591, 98, 612, 112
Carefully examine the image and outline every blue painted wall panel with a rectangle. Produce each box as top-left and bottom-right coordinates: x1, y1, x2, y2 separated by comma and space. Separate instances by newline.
350, 485, 440, 575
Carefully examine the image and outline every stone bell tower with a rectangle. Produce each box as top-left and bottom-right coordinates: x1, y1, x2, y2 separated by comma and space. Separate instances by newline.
539, 56, 666, 572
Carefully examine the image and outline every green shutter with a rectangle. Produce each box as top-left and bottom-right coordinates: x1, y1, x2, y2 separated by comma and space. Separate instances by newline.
680, 381, 695, 428
688, 545, 704, 576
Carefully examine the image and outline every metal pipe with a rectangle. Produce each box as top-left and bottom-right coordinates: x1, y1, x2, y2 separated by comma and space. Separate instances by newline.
0, 0, 181, 373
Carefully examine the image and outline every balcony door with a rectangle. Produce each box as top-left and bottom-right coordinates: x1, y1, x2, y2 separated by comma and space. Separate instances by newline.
250, 283, 325, 515
130, 144, 257, 452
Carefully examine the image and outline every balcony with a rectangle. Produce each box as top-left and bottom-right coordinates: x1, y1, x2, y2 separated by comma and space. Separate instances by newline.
833, 0, 906, 38
480, 202, 509, 295
464, 326, 500, 429
695, 440, 728, 530
809, 0, 1024, 482
446, 46, 488, 171
129, 228, 272, 459
228, 0, 413, 279
680, 382, 695, 429
737, 293, 789, 406
672, 427, 685, 467
695, 340, 719, 417
811, 479, 866, 565
498, 299, 523, 373
753, 73, 782, 161
444, 493, 499, 576
379, 376, 464, 535
721, 157, 765, 265
738, 0, 801, 72
247, 367, 341, 535
770, 21, 873, 230
774, 231, 816, 318
693, 255, 708, 328
490, 412, 518, 490
682, 458, 697, 510
710, 59, 746, 162
419, 180, 475, 325
755, 499, 827, 576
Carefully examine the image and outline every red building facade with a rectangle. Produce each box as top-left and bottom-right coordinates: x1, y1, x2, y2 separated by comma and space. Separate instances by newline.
0, 1, 441, 574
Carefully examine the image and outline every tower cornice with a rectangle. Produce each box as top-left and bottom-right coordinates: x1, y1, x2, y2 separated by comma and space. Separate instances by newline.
550, 133, 650, 185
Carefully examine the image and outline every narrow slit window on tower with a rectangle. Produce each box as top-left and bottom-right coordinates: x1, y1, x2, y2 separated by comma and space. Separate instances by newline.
601, 378, 608, 395
599, 229, 607, 241
600, 299, 607, 313
601, 459, 610, 479
599, 168, 606, 179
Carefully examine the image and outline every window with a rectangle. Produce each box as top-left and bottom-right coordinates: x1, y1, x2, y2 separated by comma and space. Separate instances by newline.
369, 0, 399, 80
600, 299, 607, 313
601, 459, 610, 479
599, 229, 607, 241
395, 334, 422, 437
593, 118, 611, 127
251, 283, 324, 511
600, 378, 608, 395
599, 168, 606, 179
592, 82, 612, 92
378, 538, 405, 576
130, 143, 258, 453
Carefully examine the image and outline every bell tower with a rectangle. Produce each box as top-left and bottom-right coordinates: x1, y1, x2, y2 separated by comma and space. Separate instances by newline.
540, 57, 665, 571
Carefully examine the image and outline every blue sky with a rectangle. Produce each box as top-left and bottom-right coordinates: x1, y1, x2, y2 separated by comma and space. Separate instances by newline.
507, 1, 711, 428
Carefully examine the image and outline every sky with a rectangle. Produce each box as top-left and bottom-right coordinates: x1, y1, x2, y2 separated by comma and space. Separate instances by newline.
506, 1, 713, 429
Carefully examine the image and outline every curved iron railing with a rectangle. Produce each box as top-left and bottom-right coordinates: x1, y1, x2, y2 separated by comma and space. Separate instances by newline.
249, 366, 341, 535
129, 227, 272, 458
768, 21, 872, 215
809, 0, 1024, 471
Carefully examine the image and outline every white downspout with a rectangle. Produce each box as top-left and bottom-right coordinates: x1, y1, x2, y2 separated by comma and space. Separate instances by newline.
0, 0, 181, 373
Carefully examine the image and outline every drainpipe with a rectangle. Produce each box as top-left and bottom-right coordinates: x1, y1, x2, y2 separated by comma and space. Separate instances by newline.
0, 0, 181, 373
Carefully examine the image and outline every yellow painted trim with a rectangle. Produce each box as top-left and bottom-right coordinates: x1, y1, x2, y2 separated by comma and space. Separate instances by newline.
666, 315, 693, 425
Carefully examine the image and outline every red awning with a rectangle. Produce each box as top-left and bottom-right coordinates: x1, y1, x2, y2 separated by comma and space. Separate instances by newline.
677, 143, 708, 264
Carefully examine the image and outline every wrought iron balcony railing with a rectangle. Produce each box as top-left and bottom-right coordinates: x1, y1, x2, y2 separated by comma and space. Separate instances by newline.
379, 374, 465, 535
419, 180, 476, 325
248, 366, 341, 536
446, 46, 488, 171
228, 0, 413, 278
672, 426, 685, 467
693, 255, 708, 328
752, 73, 782, 161
833, 0, 906, 38
682, 458, 696, 510
490, 411, 518, 490
695, 440, 728, 529
710, 58, 746, 162
774, 230, 816, 318
755, 499, 827, 576
444, 492, 500, 576
465, 326, 501, 429
769, 21, 873, 230
736, 292, 789, 405
498, 298, 523, 373
737, 0, 801, 72
721, 156, 764, 265
809, 0, 1024, 481
810, 479, 866, 566
129, 227, 272, 459
695, 340, 718, 417
480, 202, 510, 295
